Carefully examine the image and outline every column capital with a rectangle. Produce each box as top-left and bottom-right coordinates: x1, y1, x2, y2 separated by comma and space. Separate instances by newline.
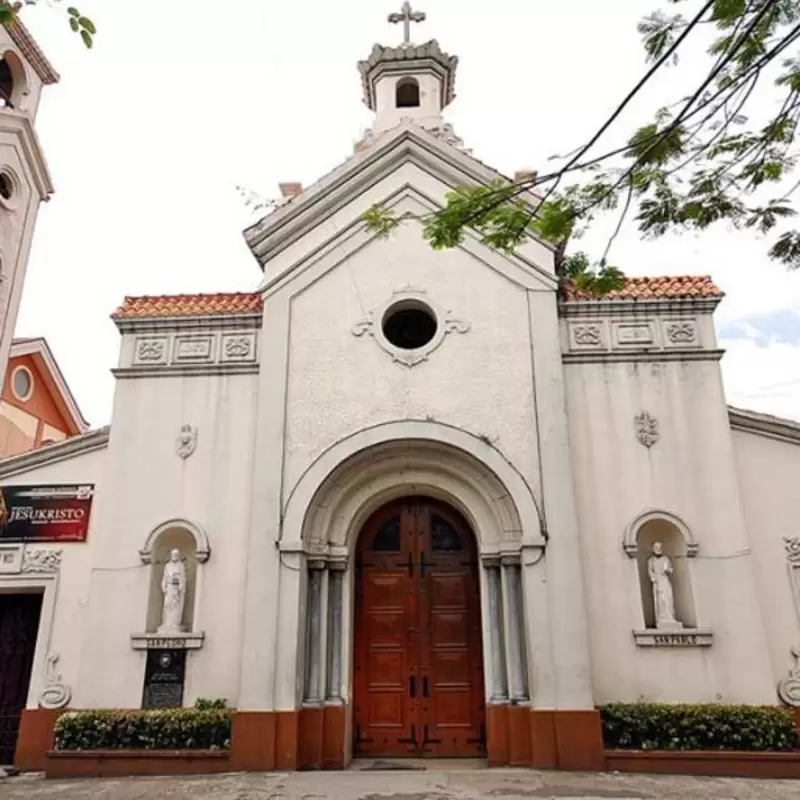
308, 558, 327, 571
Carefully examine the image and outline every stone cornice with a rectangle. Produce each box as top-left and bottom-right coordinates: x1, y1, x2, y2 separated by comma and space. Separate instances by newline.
563, 350, 724, 365
728, 406, 800, 446
0, 109, 54, 198
0, 427, 109, 478
559, 297, 722, 317
114, 313, 262, 334
112, 364, 259, 380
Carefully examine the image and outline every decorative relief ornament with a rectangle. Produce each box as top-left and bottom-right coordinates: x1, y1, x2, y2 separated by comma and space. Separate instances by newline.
634, 412, 660, 448
573, 324, 602, 346
22, 548, 62, 574
39, 653, 72, 710
351, 287, 470, 367
666, 322, 697, 344
778, 645, 800, 707
137, 340, 166, 362
224, 336, 252, 359
176, 425, 198, 459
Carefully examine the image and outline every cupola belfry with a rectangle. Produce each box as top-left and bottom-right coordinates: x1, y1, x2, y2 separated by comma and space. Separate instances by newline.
358, 3, 458, 137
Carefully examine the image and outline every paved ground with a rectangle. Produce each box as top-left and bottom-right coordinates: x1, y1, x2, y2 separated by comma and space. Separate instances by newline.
0, 766, 798, 800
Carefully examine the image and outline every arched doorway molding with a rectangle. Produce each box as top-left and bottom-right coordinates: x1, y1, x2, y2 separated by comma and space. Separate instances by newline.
281, 420, 546, 558
276, 421, 548, 743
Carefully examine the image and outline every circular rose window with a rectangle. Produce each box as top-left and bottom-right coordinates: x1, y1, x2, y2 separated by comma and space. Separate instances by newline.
381, 302, 437, 350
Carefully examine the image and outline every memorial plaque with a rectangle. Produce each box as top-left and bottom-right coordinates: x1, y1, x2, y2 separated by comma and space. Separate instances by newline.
142, 649, 186, 709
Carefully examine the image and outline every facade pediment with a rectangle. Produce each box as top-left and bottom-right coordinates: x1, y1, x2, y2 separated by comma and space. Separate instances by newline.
244, 122, 552, 272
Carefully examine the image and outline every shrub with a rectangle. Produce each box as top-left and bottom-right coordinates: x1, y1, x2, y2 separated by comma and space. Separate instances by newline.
194, 698, 228, 711
600, 703, 798, 752
53, 708, 232, 751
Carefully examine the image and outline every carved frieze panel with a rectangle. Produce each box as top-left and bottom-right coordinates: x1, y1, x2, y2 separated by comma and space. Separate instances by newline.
562, 314, 707, 359
567, 321, 605, 350
124, 330, 259, 372
173, 335, 215, 363
663, 319, 699, 348
0, 544, 23, 574
133, 337, 169, 365
22, 548, 62, 574
221, 333, 257, 363
614, 322, 655, 348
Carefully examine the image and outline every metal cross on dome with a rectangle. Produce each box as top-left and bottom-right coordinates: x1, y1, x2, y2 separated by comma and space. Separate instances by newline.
388, 1, 426, 45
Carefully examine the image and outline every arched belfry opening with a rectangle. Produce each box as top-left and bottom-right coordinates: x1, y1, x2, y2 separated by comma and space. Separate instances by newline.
395, 77, 420, 108
352, 497, 486, 757
0, 58, 14, 108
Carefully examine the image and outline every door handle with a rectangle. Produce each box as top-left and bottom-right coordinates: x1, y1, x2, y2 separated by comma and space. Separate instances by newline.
409, 676, 416, 697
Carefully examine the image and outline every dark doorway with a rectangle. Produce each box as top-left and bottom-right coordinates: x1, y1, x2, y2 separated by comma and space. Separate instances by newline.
0, 594, 42, 764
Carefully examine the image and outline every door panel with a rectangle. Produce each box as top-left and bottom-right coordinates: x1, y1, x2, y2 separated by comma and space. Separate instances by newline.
354, 499, 485, 757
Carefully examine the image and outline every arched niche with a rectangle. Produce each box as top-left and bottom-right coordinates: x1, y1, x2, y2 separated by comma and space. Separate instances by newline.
0, 50, 28, 109
139, 519, 210, 634
395, 77, 420, 108
625, 511, 698, 629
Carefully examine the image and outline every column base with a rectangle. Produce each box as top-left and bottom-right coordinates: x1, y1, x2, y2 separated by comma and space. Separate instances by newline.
486, 706, 603, 770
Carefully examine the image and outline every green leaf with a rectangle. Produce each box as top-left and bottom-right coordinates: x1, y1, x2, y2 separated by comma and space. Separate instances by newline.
69, 17, 78, 31
80, 29, 93, 48
79, 16, 95, 34
67, 6, 81, 17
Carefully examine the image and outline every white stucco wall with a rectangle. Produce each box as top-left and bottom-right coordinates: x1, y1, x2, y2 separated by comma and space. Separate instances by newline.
0, 445, 106, 709
565, 356, 776, 704
283, 221, 543, 502
732, 426, 800, 689
78, 370, 259, 709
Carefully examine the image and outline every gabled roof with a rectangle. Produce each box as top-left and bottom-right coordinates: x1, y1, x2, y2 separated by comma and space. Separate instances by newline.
9, 338, 88, 432
243, 121, 548, 268
729, 406, 800, 445
563, 276, 723, 302
2, 17, 59, 84
0, 425, 108, 479
113, 293, 263, 320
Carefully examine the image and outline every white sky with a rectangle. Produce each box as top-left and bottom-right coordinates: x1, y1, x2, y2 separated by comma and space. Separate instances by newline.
14, 0, 800, 426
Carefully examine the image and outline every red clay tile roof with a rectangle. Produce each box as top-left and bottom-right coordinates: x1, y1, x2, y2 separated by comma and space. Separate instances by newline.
563, 275, 723, 301
112, 292, 262, 319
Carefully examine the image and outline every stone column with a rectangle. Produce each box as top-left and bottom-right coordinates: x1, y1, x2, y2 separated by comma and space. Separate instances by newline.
503, 554, 528, 702
484, 558, 508, 702
304, 559, 326, 703
326, 562, 345, 703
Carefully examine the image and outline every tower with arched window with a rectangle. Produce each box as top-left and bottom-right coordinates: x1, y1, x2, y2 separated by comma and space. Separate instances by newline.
0, 18, 57, 392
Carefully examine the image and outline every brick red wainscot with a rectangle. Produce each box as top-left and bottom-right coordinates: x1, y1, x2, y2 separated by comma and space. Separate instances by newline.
16, 707, 800, 778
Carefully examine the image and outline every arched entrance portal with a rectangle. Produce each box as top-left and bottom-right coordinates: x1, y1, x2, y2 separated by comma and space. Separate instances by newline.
353, 497, 486, 758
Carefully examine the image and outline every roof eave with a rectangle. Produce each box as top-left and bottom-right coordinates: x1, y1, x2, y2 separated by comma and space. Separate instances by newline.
3, 18, 59, 84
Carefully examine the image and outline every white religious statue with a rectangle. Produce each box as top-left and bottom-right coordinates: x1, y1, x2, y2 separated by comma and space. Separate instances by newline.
647, 541, 683, 631
158, 549, 187, 634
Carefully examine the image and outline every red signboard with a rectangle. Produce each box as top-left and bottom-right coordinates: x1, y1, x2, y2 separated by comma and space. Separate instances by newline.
0, 485, 94, 542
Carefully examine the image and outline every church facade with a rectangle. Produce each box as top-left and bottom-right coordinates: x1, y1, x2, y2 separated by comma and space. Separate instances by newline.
3, 22, 800, 772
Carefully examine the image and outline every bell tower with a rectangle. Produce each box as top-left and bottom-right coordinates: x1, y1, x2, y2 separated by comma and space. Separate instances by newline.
358, 3, 458, 136
0, 16, 57, 388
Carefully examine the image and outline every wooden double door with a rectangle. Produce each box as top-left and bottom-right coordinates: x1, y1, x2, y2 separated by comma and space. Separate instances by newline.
353, 498, 486, 757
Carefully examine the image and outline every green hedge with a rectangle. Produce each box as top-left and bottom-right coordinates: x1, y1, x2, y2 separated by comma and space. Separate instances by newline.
600, 703, 798, 752
53, 708, 232, 751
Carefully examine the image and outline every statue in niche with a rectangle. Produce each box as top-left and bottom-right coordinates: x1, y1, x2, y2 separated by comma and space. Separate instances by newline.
158, 549, 187, 634
647, 542, 683, 630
